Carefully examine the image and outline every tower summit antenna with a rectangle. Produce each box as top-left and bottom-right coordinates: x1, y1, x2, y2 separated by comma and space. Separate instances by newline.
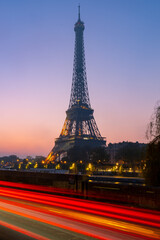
78, 5, 80, 20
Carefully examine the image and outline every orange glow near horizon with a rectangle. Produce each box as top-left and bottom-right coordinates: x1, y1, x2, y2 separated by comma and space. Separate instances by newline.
0, 121, 148, 158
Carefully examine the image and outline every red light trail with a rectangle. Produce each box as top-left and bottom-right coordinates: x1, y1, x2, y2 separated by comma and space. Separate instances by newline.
0, 181, 160, 240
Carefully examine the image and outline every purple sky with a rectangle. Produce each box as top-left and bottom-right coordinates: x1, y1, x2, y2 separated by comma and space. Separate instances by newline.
0, 0, 160, 157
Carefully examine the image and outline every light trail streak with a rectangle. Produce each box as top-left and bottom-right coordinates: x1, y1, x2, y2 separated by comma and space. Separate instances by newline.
0, 200, 159, 240
0, 220, 49, 240
0, 202, 110, 240
0, 180, 78, 196
0, 181, 158, 213
0, 187, 159, 228
0, 181, 160, 240
0, 196, 160, 239
0, 181, 159, 217
0, 197, 157, 237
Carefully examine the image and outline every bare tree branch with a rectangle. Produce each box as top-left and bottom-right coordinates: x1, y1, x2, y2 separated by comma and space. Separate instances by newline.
146, 101, 160, 140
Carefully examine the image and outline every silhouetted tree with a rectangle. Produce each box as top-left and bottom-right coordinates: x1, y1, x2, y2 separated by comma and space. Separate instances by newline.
146, 101, 160, 140
67, 146, 109, 170
145, 101, 160, 186
115, 142, 146, 170
67, 146, 89, 163
90, 147, 109, 165
144, 140, 160, 186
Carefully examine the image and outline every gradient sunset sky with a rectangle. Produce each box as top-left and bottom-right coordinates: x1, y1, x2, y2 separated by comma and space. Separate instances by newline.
0, 0, 160, 157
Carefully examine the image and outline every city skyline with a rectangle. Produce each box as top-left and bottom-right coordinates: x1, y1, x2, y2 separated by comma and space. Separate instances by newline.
1, 0, 160, 157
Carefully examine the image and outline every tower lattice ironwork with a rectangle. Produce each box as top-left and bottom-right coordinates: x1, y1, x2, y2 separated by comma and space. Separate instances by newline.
46, 7, 106, 162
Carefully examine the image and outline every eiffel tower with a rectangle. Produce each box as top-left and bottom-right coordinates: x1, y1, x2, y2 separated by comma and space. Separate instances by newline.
46, 7, 106, 162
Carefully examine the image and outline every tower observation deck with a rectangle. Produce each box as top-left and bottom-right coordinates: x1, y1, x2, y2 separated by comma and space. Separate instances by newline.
46, 7, 106, 162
